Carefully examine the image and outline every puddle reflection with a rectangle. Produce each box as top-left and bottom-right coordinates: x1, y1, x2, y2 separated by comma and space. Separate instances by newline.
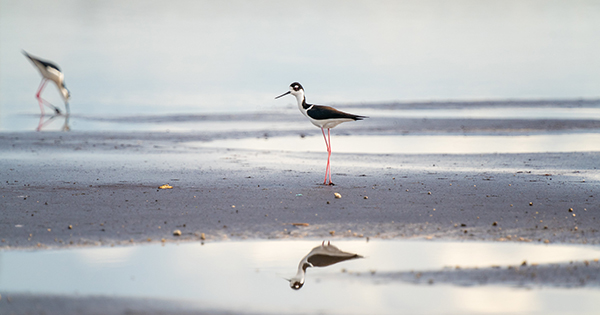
1, 240, 599, 314
288, 241, 362, 290
36, 114, 70, 132
194, 133, 600, 154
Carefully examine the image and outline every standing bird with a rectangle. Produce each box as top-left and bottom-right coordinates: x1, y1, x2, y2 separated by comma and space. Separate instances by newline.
275, 82, 367, 185
22, 50, 70, 115
287, 241, 363, 290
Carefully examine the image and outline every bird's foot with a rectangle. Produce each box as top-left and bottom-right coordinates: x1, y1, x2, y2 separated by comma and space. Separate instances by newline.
54, 108, 61, 114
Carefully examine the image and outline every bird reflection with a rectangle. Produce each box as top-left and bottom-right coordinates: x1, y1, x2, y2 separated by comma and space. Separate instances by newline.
37, 113, 70, 131
288, 241, 363, 290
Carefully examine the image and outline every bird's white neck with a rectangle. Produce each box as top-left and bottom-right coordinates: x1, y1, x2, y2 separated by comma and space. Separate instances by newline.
291, 263, 306, 285
293, 90, 310, 116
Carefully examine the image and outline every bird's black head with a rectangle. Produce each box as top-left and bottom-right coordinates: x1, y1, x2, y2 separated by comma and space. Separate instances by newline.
290, 82, 303, 92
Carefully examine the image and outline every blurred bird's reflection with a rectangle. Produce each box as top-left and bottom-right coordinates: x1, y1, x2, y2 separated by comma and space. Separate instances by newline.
288, 241, 362, 290
37, 114, 70, 132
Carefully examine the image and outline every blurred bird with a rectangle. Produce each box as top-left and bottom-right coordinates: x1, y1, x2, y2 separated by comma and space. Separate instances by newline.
22, 50, 70, 115
288, 241, 363, 290
276, 82, 366, 185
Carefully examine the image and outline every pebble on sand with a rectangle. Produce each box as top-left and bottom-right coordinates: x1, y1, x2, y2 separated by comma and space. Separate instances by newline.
200, 233, 206, 240
568, 208, 574, 212
68, 225, 72, 229
173, 229, 182, 236
334, 193, 342, 199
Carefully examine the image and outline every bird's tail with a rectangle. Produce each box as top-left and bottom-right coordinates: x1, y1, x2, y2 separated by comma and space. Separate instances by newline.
22, 50, 34, 61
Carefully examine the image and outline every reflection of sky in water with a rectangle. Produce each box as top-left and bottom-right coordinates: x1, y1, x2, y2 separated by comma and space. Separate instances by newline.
194, 133, 600, 154
1, 240, 599, 314
1, 0, 599, 122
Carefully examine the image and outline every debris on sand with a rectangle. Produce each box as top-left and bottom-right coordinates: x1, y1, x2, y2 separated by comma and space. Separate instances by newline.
173, 230, 182, 236
334, 193, 342, 199
158, 184, 173, 189
291, 223, 310, 227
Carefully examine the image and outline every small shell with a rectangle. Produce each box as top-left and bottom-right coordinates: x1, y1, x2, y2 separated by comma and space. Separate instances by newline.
334, 193, 342, 199
173, 230, 182, 236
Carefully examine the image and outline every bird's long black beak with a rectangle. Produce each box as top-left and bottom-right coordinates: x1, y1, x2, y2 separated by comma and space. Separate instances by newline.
275, 91, 291, 99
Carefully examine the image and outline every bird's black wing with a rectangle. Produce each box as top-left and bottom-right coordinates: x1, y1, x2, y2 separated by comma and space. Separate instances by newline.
307, 105, 367, 121
307, 253, 361, 267
22, 51, 61, 71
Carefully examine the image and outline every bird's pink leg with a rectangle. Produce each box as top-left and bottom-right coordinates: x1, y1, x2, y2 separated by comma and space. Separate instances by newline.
35, 79, 47, 99
35, 79, 61, 115
36, 79, 48, 116
321, 128, 331, 185
327, 128, 333, 185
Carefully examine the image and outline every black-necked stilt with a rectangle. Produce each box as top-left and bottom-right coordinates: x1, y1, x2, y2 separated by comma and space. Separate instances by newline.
276, 82, 367, 185
22, 50, 70, 116
287, 241, 363, 290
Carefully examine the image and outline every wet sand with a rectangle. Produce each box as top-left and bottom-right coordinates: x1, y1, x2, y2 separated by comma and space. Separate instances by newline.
1, 109, 600, 314
1, 129, 599, 248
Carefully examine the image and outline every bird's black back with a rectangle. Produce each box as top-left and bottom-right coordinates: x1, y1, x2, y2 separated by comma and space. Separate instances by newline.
23, 51, 61, 72
307, 105, 367, 121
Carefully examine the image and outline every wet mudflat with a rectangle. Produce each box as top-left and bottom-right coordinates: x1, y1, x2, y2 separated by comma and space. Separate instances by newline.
1, 99, 599, 314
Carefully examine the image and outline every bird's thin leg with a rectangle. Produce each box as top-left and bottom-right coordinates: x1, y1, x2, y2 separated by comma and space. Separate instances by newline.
35, 79, 47, 99
321, 128, 330, 185
36, 79, 47, 116
327, 128, 333, 185
36, 79, 61, 115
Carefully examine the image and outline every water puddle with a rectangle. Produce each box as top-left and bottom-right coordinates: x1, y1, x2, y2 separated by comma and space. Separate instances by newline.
360, 107, 600, 120
1, 240, 599, 314
194, 133, 600, 154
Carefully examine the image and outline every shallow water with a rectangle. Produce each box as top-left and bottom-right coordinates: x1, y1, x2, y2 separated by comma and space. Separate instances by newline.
194, 133, 600, 154
1, 240, 599, 314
